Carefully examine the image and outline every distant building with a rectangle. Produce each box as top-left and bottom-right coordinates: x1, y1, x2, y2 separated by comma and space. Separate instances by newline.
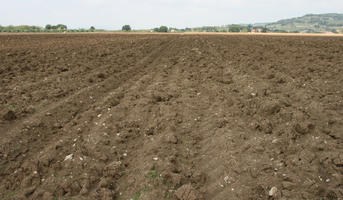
251, 28, 263, 33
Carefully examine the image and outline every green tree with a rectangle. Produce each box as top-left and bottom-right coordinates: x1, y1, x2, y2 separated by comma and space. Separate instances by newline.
90, 26, 95, 32
229, 25, 241, 32
122, 25, 131, 31
56, 24, 67, 30
45, 24, 52, 30
159, 26, 168, 32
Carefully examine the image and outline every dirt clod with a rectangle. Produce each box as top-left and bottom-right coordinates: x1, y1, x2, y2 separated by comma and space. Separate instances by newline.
294, 123, 309, 134
165, 133, 178, 144
24, 186, 36, 197
3, 110, 16, 121
97, 73, 105, 79
175, 184, 202, 200
262, 101, 281, 115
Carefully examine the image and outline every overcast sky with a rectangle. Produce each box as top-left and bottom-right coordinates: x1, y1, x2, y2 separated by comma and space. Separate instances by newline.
1, 0, 343, 29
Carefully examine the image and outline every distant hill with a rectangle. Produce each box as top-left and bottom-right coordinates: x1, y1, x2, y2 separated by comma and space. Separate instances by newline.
266, 13, 343, 33
185, 13, 343, 34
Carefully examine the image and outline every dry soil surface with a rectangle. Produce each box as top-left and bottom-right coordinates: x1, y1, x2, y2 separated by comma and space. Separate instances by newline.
0, 34, 342, 200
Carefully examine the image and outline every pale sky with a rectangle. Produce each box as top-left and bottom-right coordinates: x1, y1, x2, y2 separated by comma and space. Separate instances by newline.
1, 0, 343, 30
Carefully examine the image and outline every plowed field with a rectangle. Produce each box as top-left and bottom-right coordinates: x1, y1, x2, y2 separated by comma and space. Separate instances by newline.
0, 34, 342, 200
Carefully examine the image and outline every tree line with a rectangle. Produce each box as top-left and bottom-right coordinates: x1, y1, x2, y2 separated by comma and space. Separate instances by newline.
122, 25, 168, 32
122, 24, 271, 33
0, 24, 101, 32
2, 24, 328, 33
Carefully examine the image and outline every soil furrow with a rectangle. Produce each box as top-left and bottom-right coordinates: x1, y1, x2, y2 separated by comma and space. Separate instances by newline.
0, 34, 342, 200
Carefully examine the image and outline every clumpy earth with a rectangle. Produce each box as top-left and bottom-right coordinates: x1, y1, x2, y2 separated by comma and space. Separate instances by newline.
0, 33, 342, 200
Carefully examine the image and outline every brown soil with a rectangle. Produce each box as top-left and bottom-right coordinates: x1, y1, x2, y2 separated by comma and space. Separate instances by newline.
0, 33, 342, 200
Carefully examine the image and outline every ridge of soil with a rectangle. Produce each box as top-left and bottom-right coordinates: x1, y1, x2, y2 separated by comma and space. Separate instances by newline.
0, 34, 342, 200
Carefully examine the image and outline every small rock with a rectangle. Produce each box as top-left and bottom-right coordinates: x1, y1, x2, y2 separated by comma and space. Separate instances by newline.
64, 154, 73, 161
250, 92, 257, 97
224, 176, 230, 183
269, 187, 278, 196
153, 157, 159, 161
272, 139, 278, 144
